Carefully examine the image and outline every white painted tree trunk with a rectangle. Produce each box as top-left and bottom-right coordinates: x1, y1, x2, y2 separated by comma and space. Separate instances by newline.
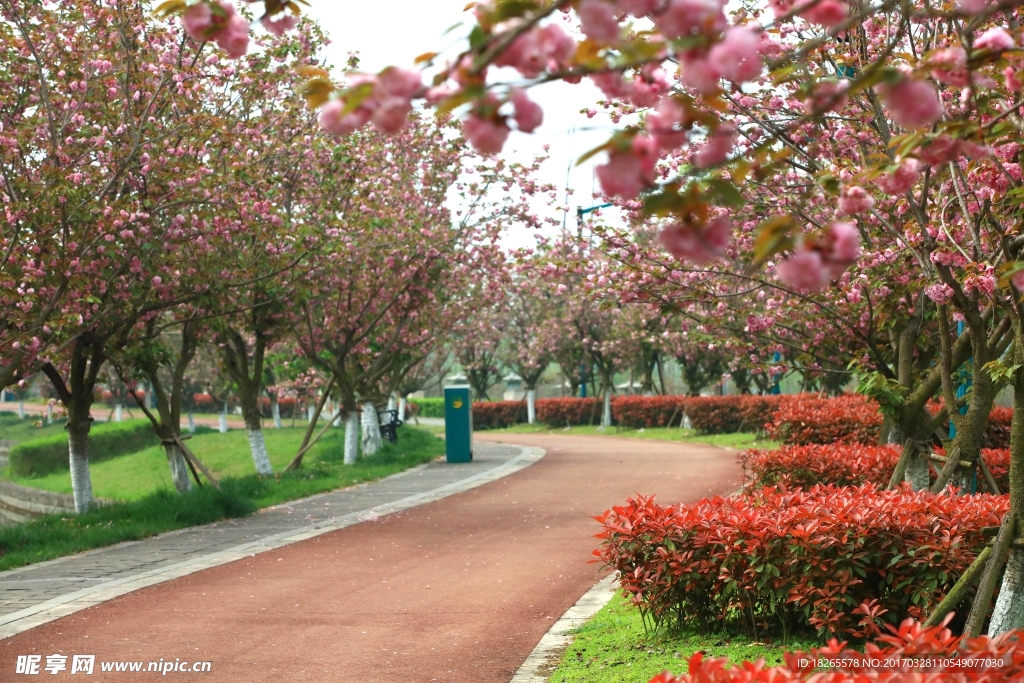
115, 403, 123, 423
68, 425, 94, 514
387, 394, 397, 413
246, 428, 274, 475
218, 405, 228, 433
271, 397, 282, 429
897, 427, 930, 490
187, 412, 196, 433
307, 405, 315, 423
682, 414, 691, 429
164, 443, 193, 493
344, 410, 360, 465
991, 549, 1024, 635
398, 397, 407, 422
360, 401, 383, 456
526, 389, 536, 424
601, 393, 612, 427
46, 403, 52, 424
17, 401, 24, 419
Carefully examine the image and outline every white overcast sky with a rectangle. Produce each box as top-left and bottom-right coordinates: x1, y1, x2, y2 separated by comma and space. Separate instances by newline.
300, 1, 619, 247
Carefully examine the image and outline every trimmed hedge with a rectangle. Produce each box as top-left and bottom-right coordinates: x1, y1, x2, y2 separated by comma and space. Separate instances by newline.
472, 401, 527, 429
9, 420, 215, 476
409, 397, 445, 418
612, 396, 688, 428
595, 486, 1006, 638
536, 397, 603, 426
765, 394, 883, 444
741, 444, 902, 490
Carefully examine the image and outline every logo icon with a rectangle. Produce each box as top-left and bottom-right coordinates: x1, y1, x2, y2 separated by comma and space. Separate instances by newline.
452, 398, 463, 409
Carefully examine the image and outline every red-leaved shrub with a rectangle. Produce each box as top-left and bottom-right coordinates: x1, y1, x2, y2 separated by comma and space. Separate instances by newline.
472, 401, 526, 429
987, 407, 1012, 448
647, 618, 1024, 682
535, 397, 603, 426
258, 396, 299, 418
685, 395, 792, 434
613, 396, 688, 428
766, 394, 883, 444
594, 486, 1006, 638
741, 444, 902, 489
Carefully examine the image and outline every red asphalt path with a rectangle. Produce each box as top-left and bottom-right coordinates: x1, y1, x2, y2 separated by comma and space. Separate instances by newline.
0, 433, 741, 682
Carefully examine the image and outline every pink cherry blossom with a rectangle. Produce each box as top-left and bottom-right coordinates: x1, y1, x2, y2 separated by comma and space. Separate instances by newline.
539, 23, 576, 63
262, 13, 298, 37
957, 0, 992, 14
826, 221, 860, 263
975, 27, 1016, 52
378, 67, 423, 98
838, 185, 875, 215
875, 158, 921, 195
596, 151, 648, 199
215, 14, 250, 59
882, 79, 943, 129
319, 100, 371, 136
694, 125, 735, 169
678, 53, 721, 94
930, 47, 969, 86
579, 0, 621, 44
618, 0, 659, 16
659, 217, 731, 265
647, 99, 688, 149
371, 98, 413, 134
915, 135, 962, 166
804, 79, 849, 113
181, 2, 214, 41
655, 0, 726, 40
777, 250, 829, 291
925, 282, 955, 303
462, 115, 511, 155
799, 0, 848, 27
511, 89, 543, 133
1011, 270, 1024, 292
708, 27, 763, 83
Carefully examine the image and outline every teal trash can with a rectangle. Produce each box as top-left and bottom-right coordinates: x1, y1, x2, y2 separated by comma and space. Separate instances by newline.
444, 387, 473, 463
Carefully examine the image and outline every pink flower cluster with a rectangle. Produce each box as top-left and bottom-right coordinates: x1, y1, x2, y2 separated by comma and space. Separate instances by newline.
777, 222, 860, 291
659, 216, 732, 265
925, 283, 955, 304
838, 185, 875, 215
181, 1, 249, 58
319, 68, 424, 137
881, 78, 943, 130
769, 0, 848, 27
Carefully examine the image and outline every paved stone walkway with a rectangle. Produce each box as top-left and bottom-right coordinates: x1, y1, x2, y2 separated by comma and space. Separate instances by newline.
0, 442, 536, 638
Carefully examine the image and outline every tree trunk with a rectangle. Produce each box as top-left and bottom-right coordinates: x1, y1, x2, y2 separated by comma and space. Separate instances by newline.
398, 396, 407, 422
990, 336, 1024, 635
602, 392, 612, 428
239, 384, 272, 475
67, 415, 94, 514
187, 412, 196, 433
360, 401, 383, 456
527, 389, 536, 424
271, 395, 282, 429
45, 402, 52, 424
218, 404, 228, 433
307, 404, 315, 423
163, 441, 193, 493
17, 400, 24, 419
895, 425, 929, 490
115, 403, 123, 422
344, 410, 360, 464
387, 393, 397, 412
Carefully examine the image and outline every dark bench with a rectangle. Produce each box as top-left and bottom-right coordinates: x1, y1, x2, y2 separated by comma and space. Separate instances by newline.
378, 408, 402, 444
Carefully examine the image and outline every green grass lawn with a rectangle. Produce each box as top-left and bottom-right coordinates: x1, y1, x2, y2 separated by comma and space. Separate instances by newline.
549, 593, 817, 683
0, 412, 68, 446
484, 424, 778, 450
9, 426, 377, 500
0, 426, 444, 571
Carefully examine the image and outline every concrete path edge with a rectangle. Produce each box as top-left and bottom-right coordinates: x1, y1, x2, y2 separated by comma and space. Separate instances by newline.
0, 444, 545, 640
510, 572, 620, 682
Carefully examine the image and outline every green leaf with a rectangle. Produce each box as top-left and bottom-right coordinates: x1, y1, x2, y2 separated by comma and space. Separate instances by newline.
705, 179, 745, 208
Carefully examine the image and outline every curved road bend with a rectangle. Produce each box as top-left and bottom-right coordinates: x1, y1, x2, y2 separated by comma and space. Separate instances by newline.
0, 433, 741, 682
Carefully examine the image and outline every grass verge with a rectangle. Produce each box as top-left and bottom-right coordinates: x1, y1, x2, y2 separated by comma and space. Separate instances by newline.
548, 593, 817, 683
0, 412, 68, 446
485, 424, 778, 450
0, 427, 443, 572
